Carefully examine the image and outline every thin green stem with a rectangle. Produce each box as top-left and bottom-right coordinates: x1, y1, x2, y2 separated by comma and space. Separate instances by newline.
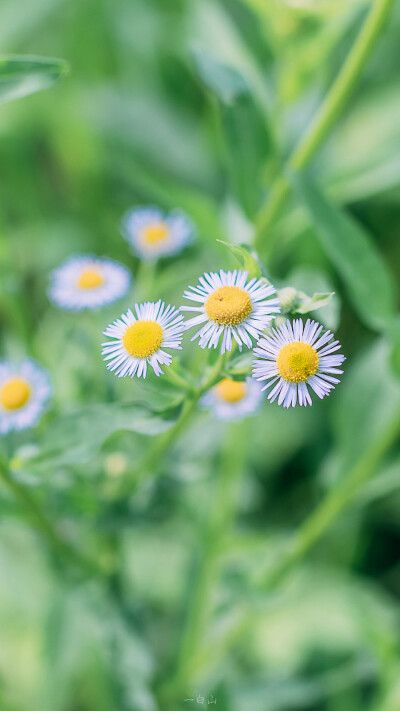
115, 353, 229, 500
116, 395, 200, 499
163, 366, 195, 394
0, 453, 104, 578
254, 0, 396, 252
161, 421, 248, 703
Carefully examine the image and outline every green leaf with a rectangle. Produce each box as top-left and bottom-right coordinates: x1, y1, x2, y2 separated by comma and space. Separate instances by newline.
0, 55, 69, 105
282, 266, 340, 330
29, 402, 183, 468
325, 339, 400, 486
217, 240, 262, 279
293, 175, 396, 330
296, 291, 335, 314
192, 47, 248, 104
193, 48, 274, 217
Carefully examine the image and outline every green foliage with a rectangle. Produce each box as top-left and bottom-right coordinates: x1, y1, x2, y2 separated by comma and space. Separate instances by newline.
29, 401, 183, 469
0, 55, 68, 104
0, 1, 400, 711
216, 239, 262, 278
193, 49, 274, 217
293, 174, 396, 330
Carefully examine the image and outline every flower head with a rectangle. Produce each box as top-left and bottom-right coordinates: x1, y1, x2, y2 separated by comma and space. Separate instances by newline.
201, 377, 263, 421
252, 318, 345, 408
181, 270, 280, 354
0, 359, 51, 434
48, 256, 131, 311
122, 206, 194, 261
102, 301, 184, 378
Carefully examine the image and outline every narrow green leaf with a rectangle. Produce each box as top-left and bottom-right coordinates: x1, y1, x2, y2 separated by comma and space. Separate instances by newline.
296, 291, 335, 315
193, 48, 274, 216
0, 55, 69, 105
217, 240, 262, 279
293, 174, 396, 330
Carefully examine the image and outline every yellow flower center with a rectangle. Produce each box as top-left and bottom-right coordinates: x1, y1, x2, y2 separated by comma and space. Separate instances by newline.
277, 342, 319, 383
205, 286, 252, 326
142, 222, 169, 246
0, 377, 31, 410
123, 320, 163, 358
77, 268, 104, 290
215, 378, 247, 403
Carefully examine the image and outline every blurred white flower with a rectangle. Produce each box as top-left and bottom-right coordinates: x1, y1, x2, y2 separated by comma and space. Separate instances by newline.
253, 318, 345, 408
201, 377, 263, 421
48, 255, 131, 311
181, 269, 279, 354
102, 300, 184, 378
122, 206, 194, 261
0, 359, 51, 434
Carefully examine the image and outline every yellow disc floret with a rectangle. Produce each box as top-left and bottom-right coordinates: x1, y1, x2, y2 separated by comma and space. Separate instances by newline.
77, 268, 104, 290
205, 286, 252, 326
123, 320, 163, 359
215, 378, 247, 403
277, 342, 319, 383
0, 377, 31, 410
142, 222, 169, 246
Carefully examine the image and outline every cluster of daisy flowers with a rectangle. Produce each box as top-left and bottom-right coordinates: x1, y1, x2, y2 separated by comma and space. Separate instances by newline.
101, 268, 345, 419
1, 204, 345, 434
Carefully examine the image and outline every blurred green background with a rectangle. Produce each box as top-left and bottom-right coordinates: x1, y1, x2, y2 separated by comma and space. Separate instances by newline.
1, 0, 400, 710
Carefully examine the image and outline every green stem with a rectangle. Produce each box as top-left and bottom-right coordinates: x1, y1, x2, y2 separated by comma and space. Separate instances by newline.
163, 366, 195, 394
115, 396, 200, 500
116, 353, 229, 500
254, 0, 396, 251
161, 421, 248, 702
0, 453, 104, 578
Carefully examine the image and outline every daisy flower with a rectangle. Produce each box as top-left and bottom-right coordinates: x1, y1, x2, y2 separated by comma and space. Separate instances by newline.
252, 318, 345, 408
122, 206, 194, 261
102, 300, 184, 378
201, 377, 263, 421
0, 359, 51, 434
181, 270, 280, 354
48, 256, 131, 311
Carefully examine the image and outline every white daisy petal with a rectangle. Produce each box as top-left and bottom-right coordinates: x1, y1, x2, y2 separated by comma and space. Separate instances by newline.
48, 255, 131, 311
102, 302, 184, 379
181, 270, 280, 354
252, 318, 345, 408
122, 206, 194, 261
0, 359, 51, 434
200, 377, 263, 421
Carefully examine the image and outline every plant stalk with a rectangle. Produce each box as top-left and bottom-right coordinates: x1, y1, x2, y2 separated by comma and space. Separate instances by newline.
161, 420, 248, 702
254, 0, 396, 252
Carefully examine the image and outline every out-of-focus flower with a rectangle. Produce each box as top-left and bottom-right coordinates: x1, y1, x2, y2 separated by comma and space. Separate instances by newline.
122, 206, 194, 261
252, 318, 345, 408
201, 377, 263, 421
48, 256, 131, 311
181, 270, 279, 354
102, 301, 184, 378
0, 359, 51, 433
